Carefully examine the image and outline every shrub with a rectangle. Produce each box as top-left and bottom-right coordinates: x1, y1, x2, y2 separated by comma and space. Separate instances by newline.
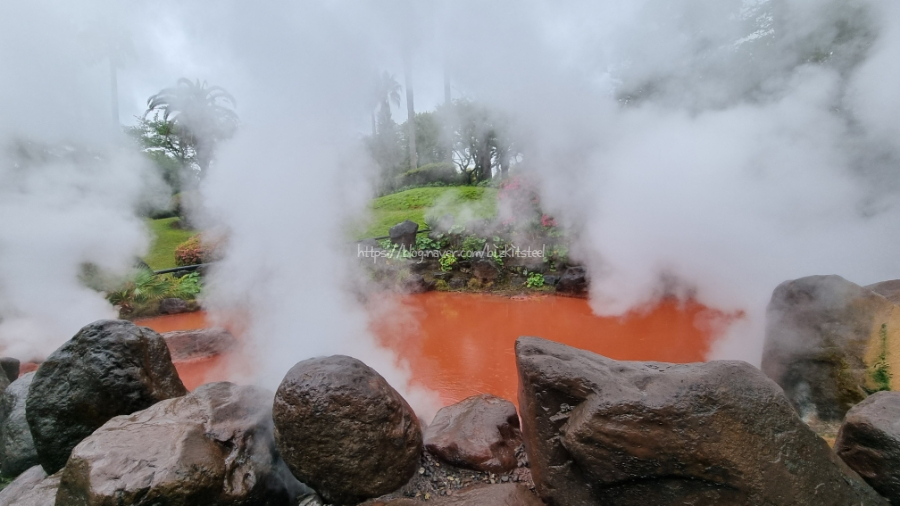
174, 234, 223, 266
396, 162, 464, 188
526, 271, 545, 288
439, 252, 457, 272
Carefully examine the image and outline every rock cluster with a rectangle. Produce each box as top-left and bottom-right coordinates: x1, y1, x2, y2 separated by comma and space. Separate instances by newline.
56, 382, 310, 505
762, 275, 900, 422
516, 336, 886, 505
26, 320, 187, 473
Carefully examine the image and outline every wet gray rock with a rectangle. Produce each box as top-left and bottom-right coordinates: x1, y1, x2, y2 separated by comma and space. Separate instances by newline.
425, 395, 522, 473
555, 267, 587, 296
761, 275, 900, 422
516, 336, 886, 506
162, 328, 237, 361
26, 319, 188, 474
0, 372, 38, 476
57, 382, 310, 506
835, 391, 900, 504
0, 465, 46, 506
390, 220, 419, 249
0, 470, 60, 506
542, 275, 560, 286
159, 297, 189, 314
471, 260, 499, 284
0, 358, 19, 383
403, 274, 433, 294
273, 356, 422, 505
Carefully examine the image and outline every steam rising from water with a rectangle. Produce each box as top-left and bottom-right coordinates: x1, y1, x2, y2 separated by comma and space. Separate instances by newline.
2, 0, 900, 412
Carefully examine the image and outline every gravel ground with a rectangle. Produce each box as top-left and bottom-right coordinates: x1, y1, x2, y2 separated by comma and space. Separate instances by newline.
299, 445, 535, 505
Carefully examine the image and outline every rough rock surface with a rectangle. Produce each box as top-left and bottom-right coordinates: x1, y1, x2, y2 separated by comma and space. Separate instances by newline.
0, 358, 19, 383
0, 465, 46, 506
374, 484, 543, 505
555, 267, 587, 296
159, 297, 189, 314
0, 470, 60, 506
273, 355, 422, 504
403, 274, 433, 294
516, 336, 887, 506
868, 280, 900, 305
762, 275, 900, 421
56, 381, 309, 506
471, 260, 499, 284
390, 220, 419, 249
835, 391, 900, 504
425, 394, 522, 473
162, 328, 238, 361
26, 319, 188, 473
0, 372, 38, 476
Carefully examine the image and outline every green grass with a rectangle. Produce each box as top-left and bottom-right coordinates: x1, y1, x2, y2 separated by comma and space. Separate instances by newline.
143, 217, 196, 270
354, 186, 498, 239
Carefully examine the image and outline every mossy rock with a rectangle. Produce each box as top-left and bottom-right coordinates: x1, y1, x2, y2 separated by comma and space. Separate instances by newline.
762, 275, 900, 422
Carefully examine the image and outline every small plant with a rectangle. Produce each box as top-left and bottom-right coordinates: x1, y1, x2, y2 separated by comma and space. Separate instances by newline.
870, 323, 892, 393
415, 235, 441, 251
490, 249, 504, 266
525, 271, 545, 288
434, 279, 450, 291
461, 235, 486, 254
439, 252, 457, 272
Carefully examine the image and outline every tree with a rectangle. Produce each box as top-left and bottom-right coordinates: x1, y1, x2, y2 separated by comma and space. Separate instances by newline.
370, 72, 402, 136
441, 99, 518, 183
125, 112, 192, 192
144, 79, 237, 178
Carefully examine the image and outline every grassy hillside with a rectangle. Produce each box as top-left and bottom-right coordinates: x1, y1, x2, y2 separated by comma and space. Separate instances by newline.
143, 217, 196, 270
357, 186, 498, 239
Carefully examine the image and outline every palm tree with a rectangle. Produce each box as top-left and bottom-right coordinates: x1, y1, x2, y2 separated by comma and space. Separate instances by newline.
371, 72, 402, 135
145, 78, 238, 176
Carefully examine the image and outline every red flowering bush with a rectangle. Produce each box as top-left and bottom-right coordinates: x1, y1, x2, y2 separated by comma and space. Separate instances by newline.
174, 234, 224, 266
497, 175, 556, 230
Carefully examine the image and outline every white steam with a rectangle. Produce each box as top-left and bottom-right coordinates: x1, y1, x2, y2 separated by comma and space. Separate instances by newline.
3, 0, 900, 405
0, 0, 165, 359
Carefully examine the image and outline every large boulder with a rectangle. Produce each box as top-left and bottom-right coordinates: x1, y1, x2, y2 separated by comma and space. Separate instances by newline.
389, 220, 419, 249
378, 484, 543, 505
56, 382, 308, 506
273, 355, 422, 505
0, 372, 38, 476
0, 465, 46, 506
762, 275, 900, 422
424, 394, 522, 473
516, 336, 886, 506
26, 319, 188, 473
162, 328, 238, 361
835, 391, 900, 503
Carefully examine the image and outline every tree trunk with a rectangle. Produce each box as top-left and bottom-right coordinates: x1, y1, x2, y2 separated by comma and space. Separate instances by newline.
404, 61, 417, 171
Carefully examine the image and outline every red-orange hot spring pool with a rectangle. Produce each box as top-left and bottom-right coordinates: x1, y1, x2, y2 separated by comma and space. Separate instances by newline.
137, 292, 739, 404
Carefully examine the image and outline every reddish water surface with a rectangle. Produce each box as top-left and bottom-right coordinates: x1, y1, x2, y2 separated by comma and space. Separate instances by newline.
137, 293, 737, 403
372, 292, 735, 404
134, 312, 233, 390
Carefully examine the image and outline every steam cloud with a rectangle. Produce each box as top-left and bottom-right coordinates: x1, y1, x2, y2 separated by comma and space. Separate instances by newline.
2, 0, 900, 411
